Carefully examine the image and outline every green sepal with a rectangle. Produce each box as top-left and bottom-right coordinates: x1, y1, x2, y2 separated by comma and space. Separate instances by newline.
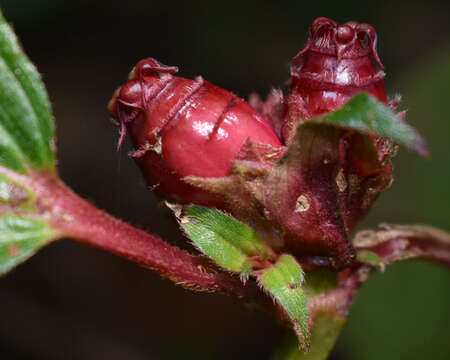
0, 10, 56, 173
273, 313, 346, 360
258, 254, 310, 351
273, 270, 345, 360
0, 214, 60, 275
311, 93, 427, 156
185, 206, 270, 256
183, 219, 250, 273
178, 205, 272, 274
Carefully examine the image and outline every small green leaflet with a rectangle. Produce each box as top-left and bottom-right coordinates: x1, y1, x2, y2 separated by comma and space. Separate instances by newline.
179, 205, 271, 274
311, 93, 428, 156
0, 10, 56, 173
273, 313, 346, 360
185, 206, 269, 255
258, 254, 310, 351
178, 206, 310, 349
272, 270, 346, 360
183, 219, 249, 273
0, 214, 60, 275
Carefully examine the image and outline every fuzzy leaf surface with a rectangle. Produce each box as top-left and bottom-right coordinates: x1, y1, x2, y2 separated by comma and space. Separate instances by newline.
181, 206, 270, 273
258, 255, 310, 351
183, 220, 249, 273
0, 10, 56, 173
312, 93, 427, 156
273, 313, 345, 360
185, 206, 270, 255
273, 270, 344, 360
0, 214, 59, 275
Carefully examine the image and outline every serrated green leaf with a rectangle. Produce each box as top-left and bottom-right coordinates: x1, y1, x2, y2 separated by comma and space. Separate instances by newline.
258, 255, 310, 351
0, 10, 56, 173
185, 206, 269, 256
181, 205, 272, 273
0, 214, 59, 275
273, 270, 344, 360
311, 93, 427, 156
273, 313, 345, 360
183, 221, 250, 273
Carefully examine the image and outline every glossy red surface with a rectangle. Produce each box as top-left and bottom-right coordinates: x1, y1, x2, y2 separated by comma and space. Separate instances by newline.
283, 18, 388, 142
109, 58, 282, 205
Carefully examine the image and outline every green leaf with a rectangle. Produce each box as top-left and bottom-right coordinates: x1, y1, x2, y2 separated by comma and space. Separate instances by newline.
0, 10, 56, 173
181, 206, 271, 273
312, 93, 428, 156
273, 270, 345, 360
0, 213, 59, 275
185, 206, 269, 256
273, 313, 346, 360
183, 220, 250, 273
258, 254, 310, 351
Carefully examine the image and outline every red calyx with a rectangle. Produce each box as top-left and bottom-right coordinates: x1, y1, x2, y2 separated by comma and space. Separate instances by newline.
108, 58, 282, 206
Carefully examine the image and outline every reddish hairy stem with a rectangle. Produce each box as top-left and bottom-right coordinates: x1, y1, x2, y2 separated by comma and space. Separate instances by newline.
354, 224, 450, 268
306, 225, 450, 323
0, 166, 259, 298
3, 163, 449, 325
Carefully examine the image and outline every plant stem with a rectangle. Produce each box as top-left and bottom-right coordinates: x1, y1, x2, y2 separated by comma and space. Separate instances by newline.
353, 224, 450, 268
3, 167, 260, 298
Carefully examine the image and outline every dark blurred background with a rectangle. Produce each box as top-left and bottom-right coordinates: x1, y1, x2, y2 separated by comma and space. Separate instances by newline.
0, 0, 449, 359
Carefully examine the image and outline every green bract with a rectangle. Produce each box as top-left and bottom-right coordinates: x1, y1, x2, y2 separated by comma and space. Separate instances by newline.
274, 313, 345, 360
179, 206, 311, 351
258, 255, 310, 351
312, 93, 427, 156
181, 205, 271, 273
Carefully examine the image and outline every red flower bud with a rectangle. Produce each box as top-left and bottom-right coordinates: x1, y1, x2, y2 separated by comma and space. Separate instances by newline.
109, 58, 282, 205
283, 18, 388, 143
